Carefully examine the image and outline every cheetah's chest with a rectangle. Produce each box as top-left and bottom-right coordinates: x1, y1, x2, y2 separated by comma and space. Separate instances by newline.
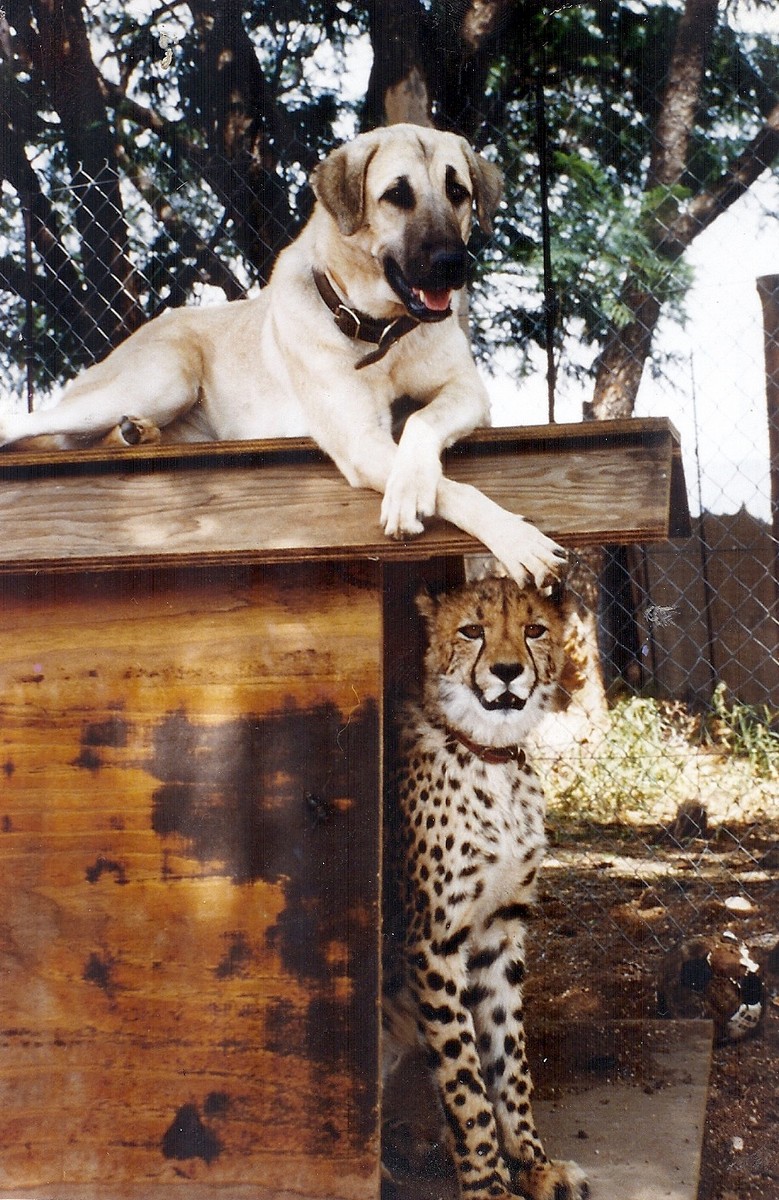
398, 724, 547, 926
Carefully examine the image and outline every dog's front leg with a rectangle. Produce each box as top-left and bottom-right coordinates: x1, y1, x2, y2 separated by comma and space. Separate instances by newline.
383, 373, 567, 588
380, 415, 443, 538
437, 478, 567, 590
327, 412, 443, 539
380, 378, 488, 540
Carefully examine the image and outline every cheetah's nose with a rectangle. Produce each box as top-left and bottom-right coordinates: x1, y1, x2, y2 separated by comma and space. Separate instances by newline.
490, 662, 523, 684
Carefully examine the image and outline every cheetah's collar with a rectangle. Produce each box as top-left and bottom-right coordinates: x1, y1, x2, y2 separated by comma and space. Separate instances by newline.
446, 729, 526, 766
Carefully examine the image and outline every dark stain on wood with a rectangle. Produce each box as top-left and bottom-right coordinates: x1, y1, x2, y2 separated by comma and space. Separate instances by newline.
82, 716, 131, 748
203, 1090, 231, 1117
161, 1103, 222, 1164
72, 746, 103, 771
215, 932, 253, 979
147, 701, 378, 886
83, 951, 115, 993
147, 698, 380, 1142
85, 855, 128, 885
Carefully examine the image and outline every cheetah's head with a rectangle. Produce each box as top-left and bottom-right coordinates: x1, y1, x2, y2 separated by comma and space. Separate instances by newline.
417, 576, 569, 748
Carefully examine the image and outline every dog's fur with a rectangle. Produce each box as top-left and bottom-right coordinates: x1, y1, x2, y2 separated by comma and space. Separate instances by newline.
0, 125, 565, 587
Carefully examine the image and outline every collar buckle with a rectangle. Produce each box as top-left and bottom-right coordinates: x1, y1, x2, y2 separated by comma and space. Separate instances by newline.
313, 269, 420, 369
333, 303, 363, 341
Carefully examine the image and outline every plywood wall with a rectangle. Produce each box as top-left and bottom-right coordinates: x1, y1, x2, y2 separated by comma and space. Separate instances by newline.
0, 562, 382, 1200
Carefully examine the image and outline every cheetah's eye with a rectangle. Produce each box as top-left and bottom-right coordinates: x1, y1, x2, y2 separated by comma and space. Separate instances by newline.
458, 623, 484, 640
525, 623, 547, 640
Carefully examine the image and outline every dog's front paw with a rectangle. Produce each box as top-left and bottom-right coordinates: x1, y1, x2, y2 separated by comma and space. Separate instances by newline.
381, 455, 441, 540
490, 515, 568, 591
513, 1158, 589, 1200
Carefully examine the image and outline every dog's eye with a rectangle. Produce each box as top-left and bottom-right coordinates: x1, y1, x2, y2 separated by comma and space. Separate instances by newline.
458, 623, 484, 640
381, 179, 415, 210
447, 180, 471, 207
525, 624, 547, 640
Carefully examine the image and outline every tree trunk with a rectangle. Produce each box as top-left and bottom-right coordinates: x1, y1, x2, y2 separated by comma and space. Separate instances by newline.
0, 121, 100, 351
33, 0, 143, 359
439, 0, 520, 140
590, 0, 718, 418
364, 0, 434, 128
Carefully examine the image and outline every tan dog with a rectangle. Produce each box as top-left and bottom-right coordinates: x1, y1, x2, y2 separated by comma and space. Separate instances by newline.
0, 125, 565, 587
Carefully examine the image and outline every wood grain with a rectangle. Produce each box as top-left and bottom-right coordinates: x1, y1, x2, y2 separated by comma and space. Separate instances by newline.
0, 563, 382, 1200
0, 420, 688, 573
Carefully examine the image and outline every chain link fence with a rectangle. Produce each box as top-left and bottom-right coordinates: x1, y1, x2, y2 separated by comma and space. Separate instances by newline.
1, 4, 777, 1064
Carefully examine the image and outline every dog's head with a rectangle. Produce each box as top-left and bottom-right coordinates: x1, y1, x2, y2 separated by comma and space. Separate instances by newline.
311, 125, 503, 321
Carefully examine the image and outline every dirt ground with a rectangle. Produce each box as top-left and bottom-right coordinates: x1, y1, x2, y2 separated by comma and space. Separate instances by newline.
532, 818, 779, 1200
384, 817, 779, 1200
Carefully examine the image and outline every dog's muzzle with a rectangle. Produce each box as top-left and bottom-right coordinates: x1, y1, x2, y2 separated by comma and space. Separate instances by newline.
384, 246, 468, 321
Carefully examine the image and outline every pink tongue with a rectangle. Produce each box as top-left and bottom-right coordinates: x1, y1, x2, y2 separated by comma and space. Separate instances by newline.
418, 288, 452, 312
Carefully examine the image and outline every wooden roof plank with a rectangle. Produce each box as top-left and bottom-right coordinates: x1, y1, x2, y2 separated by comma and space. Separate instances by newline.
0, 419, 689, 572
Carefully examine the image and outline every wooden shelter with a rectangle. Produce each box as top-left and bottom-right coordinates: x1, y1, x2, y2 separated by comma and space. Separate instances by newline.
0, 418, 687, 1200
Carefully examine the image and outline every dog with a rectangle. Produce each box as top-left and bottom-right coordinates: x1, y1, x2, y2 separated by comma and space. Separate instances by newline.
0, 125, 566, 588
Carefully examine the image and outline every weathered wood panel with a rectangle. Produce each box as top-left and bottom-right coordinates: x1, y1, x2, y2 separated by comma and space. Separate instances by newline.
0, 420, 689, 573
0, 563, 382, 1200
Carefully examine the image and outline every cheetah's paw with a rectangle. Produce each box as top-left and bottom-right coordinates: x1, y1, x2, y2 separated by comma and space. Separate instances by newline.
513, 1158, 589, 1200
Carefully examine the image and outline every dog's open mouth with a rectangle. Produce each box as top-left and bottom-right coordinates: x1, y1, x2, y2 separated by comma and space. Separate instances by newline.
384, 257, 456, 322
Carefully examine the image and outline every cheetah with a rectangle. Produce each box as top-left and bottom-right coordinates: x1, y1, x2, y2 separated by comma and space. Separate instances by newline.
383, 575, 588, 1200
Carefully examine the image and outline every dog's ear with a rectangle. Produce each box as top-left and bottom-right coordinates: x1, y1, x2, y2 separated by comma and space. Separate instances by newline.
462, 144, 503, 234
311, 137, 379, 236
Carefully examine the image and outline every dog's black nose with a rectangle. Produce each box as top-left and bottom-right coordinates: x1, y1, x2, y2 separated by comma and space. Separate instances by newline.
426, 245, 468, 290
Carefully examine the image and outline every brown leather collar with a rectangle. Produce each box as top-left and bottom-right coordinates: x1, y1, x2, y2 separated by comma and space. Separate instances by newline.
446, 728, 526, 766
313, 269, 439, 369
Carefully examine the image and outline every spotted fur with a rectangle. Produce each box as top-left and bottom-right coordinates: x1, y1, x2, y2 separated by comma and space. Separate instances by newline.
383, 576, 588, 1200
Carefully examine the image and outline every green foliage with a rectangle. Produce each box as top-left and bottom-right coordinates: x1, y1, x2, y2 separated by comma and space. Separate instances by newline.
704, 683, 779, 780
544, 697, 694, 823
543, 689, 779, 827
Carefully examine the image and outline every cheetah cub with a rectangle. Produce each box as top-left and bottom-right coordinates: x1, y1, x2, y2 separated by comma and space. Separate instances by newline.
383, 576, 588, 1200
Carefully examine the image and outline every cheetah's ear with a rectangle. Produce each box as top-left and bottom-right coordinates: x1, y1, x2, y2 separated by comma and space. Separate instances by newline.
415, 587, 438, 622
546, 578, 567, 607
545, 549, 574, 606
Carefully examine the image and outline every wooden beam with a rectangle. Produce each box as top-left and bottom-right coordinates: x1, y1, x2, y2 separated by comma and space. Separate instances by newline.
0, 419, 689, 573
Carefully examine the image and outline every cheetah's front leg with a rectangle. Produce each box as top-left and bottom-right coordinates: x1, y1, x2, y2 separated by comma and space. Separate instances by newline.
405, 939, 516, 1200
467, 926, 589, 1200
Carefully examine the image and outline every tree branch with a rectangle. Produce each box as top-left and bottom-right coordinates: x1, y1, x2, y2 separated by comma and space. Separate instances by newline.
661, 100, 779, 253
115, 141, 248, 304
100, 78, 211, 174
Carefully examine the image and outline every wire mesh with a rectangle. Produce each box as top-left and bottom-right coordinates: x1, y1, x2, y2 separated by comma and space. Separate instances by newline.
0, 0, 777, 1030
